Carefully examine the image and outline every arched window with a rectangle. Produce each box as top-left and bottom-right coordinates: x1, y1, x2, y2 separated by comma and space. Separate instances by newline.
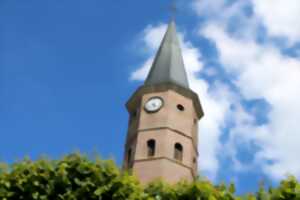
147, 139, 156, 157
174, 143, 183, 161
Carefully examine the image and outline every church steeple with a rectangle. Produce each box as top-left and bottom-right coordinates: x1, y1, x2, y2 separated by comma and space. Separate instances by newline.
123, 19, 204, 185
145, 20, 189, 89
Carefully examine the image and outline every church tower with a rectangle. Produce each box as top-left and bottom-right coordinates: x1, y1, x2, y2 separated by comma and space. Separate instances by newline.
123, 21, 204, 184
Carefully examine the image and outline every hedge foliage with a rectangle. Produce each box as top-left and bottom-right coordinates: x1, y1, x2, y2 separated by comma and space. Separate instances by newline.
0, 154, 299, 200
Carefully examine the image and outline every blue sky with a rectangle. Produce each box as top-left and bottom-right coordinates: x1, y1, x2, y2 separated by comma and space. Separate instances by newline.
1, 0, 300, 195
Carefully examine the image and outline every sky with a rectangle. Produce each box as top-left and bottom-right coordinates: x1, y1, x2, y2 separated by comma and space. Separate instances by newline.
1, 0, 300, 195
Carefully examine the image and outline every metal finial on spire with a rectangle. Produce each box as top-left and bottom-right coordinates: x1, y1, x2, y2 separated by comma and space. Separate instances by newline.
169, 0, 177, 20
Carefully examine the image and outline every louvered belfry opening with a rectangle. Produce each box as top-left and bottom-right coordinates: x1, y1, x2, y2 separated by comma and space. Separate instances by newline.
174, 143, 183, 161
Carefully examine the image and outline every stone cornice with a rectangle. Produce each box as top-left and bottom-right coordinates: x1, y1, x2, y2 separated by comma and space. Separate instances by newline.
126, 83, 204, 119
134, 156, 197, 178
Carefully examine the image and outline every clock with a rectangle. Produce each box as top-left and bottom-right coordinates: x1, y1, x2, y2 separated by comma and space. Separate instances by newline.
144, 97, 164, 113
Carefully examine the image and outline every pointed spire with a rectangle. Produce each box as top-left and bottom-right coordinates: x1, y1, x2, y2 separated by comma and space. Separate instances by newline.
144, 20, 189, 89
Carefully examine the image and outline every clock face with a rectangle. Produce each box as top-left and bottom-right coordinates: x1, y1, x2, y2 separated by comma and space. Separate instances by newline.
144, 97, 163, 113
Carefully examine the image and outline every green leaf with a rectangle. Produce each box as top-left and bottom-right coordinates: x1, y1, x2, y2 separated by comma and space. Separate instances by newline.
94, 188, 104, 196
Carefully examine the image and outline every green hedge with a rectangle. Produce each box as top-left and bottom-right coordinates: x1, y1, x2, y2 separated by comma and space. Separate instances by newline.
0, 154, 299, 200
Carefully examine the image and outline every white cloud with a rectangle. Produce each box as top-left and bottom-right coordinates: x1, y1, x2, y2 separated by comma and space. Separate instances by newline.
192, 0, 257, 40
296, 49, 300, 58
253, 0, 300, 43
130, 24, 234, 180
130, 24, 168, 81
193, 0, 300, 45
192, 0, 225, 17
130, 58, 153, 81
200, 10, 300, 180
143, 24, 167, 52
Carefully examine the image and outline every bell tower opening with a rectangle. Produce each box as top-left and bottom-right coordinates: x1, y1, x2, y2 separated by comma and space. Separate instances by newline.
174, 143, 183, 161
147, 139, 156, 157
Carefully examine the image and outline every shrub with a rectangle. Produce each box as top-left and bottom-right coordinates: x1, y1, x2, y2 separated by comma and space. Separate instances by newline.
0, 154, 299, 200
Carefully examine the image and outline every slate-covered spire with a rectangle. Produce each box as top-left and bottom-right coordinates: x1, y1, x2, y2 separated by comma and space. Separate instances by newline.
144, 20, 189, 89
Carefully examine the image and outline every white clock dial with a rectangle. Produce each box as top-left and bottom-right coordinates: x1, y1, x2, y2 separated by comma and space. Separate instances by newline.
144, 97, 163, 113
